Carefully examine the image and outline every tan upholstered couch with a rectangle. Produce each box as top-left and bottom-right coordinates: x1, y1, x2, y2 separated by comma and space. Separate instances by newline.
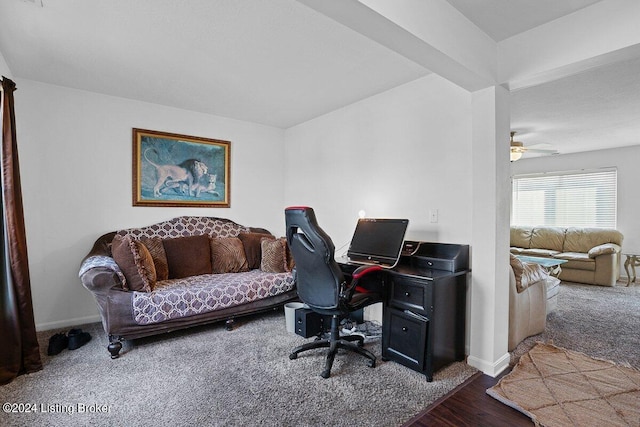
510, 226, 623, 287
508, 255, 559, 351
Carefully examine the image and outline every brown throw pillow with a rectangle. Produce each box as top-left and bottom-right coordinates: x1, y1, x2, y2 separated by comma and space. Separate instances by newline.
141, 237, 169, 281
238, 232, 275, 269
284, 240, 295, 272
260, 238, 287, 273
162, 235, 212, 279
210, 237, 249, 273
111, 235, 156, 292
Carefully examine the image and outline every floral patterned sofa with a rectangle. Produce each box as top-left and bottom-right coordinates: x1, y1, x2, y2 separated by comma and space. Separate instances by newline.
79, 216, 296, 358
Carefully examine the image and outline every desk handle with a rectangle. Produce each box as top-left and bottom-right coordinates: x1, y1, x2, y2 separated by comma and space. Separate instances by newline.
402, 327, 408, 332
404, 292, 410, 297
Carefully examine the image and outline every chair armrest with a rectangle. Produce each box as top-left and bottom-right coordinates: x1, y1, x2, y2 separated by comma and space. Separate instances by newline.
341, 265, 383, 299
588, 243, 621, 258
352, 265, 384, 280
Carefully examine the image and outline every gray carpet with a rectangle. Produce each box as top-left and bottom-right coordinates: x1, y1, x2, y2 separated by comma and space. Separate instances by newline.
512, 281, 640, 368
0, 311, 477, 427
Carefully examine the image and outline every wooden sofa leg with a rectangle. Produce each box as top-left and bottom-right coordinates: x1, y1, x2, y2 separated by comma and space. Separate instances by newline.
108, 335, 123, 359
225, 318, 235, 331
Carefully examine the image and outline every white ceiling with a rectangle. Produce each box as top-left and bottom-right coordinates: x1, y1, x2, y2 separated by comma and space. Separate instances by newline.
0, 0, 638, 156
511, 55, 640, 155
445, 0, 604, 42
0, 0, 428, 128
446, 0, 640, 156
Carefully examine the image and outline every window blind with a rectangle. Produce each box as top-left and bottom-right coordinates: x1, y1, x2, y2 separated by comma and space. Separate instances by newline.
512, 168, 617, 228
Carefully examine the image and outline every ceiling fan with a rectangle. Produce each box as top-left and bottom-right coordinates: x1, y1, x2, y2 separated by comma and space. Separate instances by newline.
510, 131, 558, 161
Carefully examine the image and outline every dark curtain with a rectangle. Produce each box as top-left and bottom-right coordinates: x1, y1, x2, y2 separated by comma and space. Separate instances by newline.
1, 77, 42, 385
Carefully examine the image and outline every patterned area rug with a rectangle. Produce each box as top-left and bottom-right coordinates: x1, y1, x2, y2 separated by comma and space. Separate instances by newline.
487, 343, 640, 426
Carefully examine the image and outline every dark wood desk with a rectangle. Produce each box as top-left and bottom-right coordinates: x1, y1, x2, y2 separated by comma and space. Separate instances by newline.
338, 242, 469, 381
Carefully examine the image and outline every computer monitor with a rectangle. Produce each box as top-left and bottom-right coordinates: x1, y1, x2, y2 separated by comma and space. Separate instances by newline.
347, 218, 409, 267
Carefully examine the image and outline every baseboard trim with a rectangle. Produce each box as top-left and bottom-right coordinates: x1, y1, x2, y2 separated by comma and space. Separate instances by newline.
36, 315, 101, 332
467, 352, 510, 377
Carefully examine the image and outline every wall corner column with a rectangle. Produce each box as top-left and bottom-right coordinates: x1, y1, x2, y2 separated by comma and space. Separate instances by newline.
467, 85, 511, 376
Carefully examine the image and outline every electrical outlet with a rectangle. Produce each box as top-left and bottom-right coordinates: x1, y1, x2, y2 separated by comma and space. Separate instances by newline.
429, 209, 438, 223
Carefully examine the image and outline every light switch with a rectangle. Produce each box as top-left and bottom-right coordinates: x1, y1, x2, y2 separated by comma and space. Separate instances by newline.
429, 209, 438, 223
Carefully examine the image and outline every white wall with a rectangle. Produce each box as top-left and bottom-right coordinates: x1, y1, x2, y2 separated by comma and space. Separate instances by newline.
284, 75, 473, 250
13, 73, 513, 375
284, 74, 479, 345
13, 79, 286, 330
0, 53, 11, 78
511, 145, 640, 276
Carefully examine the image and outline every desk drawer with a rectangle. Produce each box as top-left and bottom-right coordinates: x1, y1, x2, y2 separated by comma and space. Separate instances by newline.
389, 275, 432, 314
383, 309, 428, 371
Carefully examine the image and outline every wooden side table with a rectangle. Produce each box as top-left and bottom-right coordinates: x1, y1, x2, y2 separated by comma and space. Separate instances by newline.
623, 253, 640, 286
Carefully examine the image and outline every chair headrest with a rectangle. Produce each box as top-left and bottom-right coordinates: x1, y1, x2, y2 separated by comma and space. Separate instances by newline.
285, 206, 333, 263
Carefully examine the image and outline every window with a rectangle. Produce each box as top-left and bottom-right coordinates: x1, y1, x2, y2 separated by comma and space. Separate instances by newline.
512, 168, 617, 228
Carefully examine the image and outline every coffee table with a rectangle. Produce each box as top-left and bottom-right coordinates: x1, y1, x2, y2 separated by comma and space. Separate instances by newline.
623, 253, 639, 286
515, 255, 567, 277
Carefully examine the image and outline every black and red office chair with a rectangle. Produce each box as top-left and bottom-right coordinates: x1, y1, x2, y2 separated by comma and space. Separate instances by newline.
285, 206, 383, 378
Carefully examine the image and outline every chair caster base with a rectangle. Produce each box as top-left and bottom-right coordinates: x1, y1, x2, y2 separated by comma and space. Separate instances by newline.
288, 315, 378, 378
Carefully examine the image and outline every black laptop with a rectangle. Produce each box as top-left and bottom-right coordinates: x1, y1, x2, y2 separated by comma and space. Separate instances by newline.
346, 218, 409, 269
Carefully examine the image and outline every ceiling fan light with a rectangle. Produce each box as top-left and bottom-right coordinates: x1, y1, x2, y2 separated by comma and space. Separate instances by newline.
510, 131, 524, 161
510, 151, 523, 162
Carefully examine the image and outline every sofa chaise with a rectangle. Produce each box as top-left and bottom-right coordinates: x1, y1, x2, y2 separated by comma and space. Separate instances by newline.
79, 216, 297, 358
510, 226, 623, 287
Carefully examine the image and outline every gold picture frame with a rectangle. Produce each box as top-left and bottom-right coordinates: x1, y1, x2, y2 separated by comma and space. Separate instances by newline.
132, 128, 230, 207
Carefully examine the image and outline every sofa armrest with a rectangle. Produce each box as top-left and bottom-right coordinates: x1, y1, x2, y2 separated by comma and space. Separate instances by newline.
519, 263, 548, 292
79, 255, 126, 294
508, 266, 547, 351
81, 231, 116, 261
510, 254, 548, 293
248, 227, 272, 235
588, 243, 621, 258
593, 252, 621, 286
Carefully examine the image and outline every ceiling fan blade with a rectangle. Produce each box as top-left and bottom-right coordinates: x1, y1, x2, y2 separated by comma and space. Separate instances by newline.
526, 143, 553, 149
510, 131, 558, 157
524, 147, 558, 154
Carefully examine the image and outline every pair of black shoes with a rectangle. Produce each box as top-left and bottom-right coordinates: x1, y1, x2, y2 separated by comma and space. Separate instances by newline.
47, 328, 92, 355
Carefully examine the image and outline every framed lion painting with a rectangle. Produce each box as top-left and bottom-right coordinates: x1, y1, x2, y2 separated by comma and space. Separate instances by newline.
132, 128, 230, 207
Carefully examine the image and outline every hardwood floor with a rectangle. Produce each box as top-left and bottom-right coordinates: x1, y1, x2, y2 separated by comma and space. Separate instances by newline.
402, 370, 533, 426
